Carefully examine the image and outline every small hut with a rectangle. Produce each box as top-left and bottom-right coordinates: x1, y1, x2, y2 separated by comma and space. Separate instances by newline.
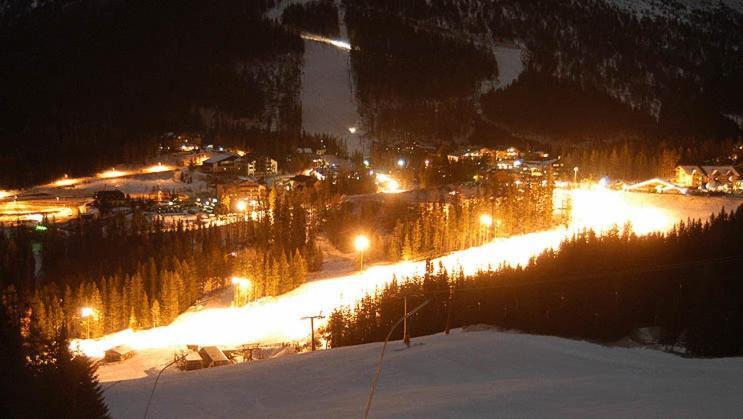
198, 346, 230, 368
183, 350, 204, 371
104, 345, 135, 362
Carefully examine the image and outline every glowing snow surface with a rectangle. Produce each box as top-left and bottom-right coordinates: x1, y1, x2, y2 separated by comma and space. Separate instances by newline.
75, 187, 742, 361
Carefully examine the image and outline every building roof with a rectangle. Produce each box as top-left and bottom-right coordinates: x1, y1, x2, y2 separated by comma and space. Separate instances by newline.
700, 165, 741, 176
106, 344, 134, 355
185, 351, 202, 362
199, 346, 229, 363
204, 153, 239, 165
676, 165, 701, 173
95, 190, 126, 201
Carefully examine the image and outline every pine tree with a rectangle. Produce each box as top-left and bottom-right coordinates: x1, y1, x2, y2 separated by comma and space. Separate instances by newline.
90, 285, 104, 337
277, 252, 291, 294
138, 282, 151, 329
151, 299, 161, 328
43, 328, 110, 418
291, 249, 307, 288
0, 302, 33, 418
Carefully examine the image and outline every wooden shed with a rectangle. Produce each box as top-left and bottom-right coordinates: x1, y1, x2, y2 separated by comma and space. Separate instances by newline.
198, 346, 230, 368
104, 345, 135, 362
183, 350, 204, 371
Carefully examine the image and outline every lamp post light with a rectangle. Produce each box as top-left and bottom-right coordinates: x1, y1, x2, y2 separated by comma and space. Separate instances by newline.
80, 306, 94, 339
479, 214, 493, 244
231, 276, 252, 306
235, 200, 248, 221
354, 235, 370, 271
573, 166, 579, 188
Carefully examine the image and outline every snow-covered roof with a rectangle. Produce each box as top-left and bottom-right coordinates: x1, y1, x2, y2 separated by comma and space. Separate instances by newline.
106, 344, 134, 355
204, 153, 239, 165
199, 346, 228, 363
701, 166, 741, 176
677, 165, 702, 173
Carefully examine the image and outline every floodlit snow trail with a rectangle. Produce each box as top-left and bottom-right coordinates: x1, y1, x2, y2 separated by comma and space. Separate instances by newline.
75, 187, 743, 365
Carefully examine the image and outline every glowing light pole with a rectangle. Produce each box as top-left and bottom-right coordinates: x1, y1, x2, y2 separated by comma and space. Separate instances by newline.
573, 166, 579, 188
81, 307, 94, 339
354, 235, 370, 271
236, 199, 247, 221
231, 276, 252, 306
479, 214, 493, 244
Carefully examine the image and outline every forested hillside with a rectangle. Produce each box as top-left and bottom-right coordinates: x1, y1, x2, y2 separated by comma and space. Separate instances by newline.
1, 0, 302, 188
326, 206, 743, 357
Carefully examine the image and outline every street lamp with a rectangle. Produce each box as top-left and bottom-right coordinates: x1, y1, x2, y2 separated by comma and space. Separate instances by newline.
81, 307, 94, 339
354, 235, 370, 271
573, 166, 579, 187
236, 199, 247, 212
231, 276, 252, 306
479, 214, 493, 243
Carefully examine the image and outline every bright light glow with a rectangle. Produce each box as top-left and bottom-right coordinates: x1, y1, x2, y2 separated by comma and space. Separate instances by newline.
74, 186, 731, 359
0, 190, 14, 200
300, 33, 352, 50
353, 235, 370, 252
397, 159, 406, 168
142, 163, 174, 174
348, 127, 357, 134
236, 200, 247, 212
52, 174, 84, 187
231, 276, 251, 289
375, 173, 402, 194
0, 198, 76, 223
480, 214, 493, 227
97, 168, 130, 179
599, 176, 610, 187
81, 307, 94, 318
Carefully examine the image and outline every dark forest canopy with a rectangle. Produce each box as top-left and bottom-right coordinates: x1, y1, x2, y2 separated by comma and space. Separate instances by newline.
0, 0, 302, 188
343, 0, 743, 145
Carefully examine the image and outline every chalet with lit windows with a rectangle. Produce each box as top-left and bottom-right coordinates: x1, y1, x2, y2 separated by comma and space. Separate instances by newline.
675, 165, 705, 188
674, 165, 743, 191
237, 155, 278, 177
216, 179, 267, 206
94, 190, 127, 209
202, 153, 240, 173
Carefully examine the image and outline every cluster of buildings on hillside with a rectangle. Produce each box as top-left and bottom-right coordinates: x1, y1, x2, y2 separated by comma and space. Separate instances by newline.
674, 165, 743, 193
447, 146, 562, 179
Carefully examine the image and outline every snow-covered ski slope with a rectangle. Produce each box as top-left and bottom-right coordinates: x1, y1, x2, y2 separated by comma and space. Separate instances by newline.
105, 328, 743, 418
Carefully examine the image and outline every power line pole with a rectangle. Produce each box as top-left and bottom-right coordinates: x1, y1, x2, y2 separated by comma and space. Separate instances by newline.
445, 285, 454, 335
403, 296, 410, 347
301, 314, 325, 351
401, 293, 423, 347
